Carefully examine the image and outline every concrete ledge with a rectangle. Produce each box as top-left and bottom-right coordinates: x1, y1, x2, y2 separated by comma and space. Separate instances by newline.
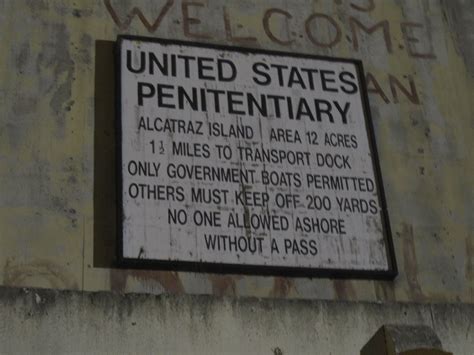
0, 287, 472, 354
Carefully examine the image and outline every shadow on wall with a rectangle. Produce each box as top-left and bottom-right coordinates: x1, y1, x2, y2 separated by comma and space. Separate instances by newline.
91, 41, 236, 296
94, 40, 117, 268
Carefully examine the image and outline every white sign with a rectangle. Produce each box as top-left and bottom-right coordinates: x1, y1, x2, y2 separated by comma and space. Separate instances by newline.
117, 36, 396, 277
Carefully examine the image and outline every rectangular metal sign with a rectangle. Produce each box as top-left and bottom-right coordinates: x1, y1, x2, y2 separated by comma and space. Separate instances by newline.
116, 35, 397, 278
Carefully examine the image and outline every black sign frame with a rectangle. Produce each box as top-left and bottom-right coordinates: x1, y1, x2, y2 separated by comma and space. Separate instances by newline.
115, 34, 398, 280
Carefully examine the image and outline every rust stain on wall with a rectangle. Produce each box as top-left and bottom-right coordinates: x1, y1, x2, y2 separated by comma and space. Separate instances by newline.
399, 224, 425, 302
209, 275, 241, 297
270, 277, 295, 298
333, 280, 357, 300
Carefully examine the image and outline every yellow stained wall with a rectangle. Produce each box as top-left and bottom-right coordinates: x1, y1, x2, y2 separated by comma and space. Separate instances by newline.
0, 0, 472, 302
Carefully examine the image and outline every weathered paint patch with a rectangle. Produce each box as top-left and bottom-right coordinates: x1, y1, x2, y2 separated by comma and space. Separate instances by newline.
3, 259, 78, 290
399, 224, 425, 301
110, 268, 185, 294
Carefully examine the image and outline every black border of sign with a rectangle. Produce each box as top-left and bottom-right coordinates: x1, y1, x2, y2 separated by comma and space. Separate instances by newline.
115, 35, 398, 280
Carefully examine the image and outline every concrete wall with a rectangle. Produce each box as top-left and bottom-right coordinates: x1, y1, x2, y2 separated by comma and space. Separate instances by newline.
0, 0, 473, 302
0, 286, 473, 354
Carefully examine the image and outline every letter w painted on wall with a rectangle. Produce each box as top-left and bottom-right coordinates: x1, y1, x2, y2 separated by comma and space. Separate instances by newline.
104, 0, 174, 32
